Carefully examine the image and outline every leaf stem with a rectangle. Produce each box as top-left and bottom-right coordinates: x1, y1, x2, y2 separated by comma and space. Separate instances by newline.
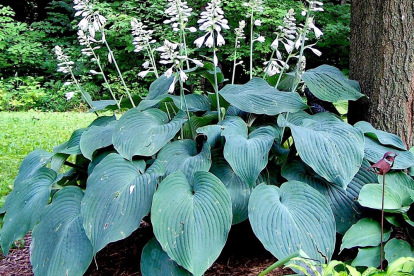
213, 41, 221, 122
232, 37, 239, 84
249, 9, 254, 79
258, 251, 300, 276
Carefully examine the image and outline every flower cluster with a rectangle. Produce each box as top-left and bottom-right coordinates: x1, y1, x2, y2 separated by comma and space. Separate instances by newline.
243, 0, 264, 13
164, 0, 196, 33
77, 30, 101, 57
194, 0, 229, 49
54, 46, 74, 74
156, 40, 203, 92
74, 0, 107, 39
131, 19, 156, 53
234, 20, 246, 41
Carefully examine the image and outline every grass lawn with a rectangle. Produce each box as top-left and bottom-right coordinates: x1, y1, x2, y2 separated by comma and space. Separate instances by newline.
0, 111, 97, 207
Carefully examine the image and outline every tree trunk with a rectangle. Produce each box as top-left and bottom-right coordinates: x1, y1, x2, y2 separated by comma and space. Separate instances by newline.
348, 0, 414, 149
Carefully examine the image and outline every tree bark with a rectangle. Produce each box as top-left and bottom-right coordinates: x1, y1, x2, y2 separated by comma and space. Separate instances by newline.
348, 0, 414, 149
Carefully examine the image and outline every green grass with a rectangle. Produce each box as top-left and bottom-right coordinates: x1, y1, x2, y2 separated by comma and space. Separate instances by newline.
0, 111, 96, 207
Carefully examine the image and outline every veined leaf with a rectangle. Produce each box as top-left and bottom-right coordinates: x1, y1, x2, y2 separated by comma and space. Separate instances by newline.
80, 120, 117, 160
157, 139, 211, 181
354, 121, 406, 150
278, 111, 365, 188
378, 172, 414, 207
364, 137, 414, 170
281, 159, 377, 234
147, 75, 175, 100
141, 238, 191, 276
31, 186, 93, 276
358, 184, 406, 213
0, 168, 57, 255
249, 181, 336, 263
302, 65, 363, 102
222, 119, 276, 186
53, 128, 87, 155
219, 78, 307, 115
384, 238, 414, 264
340, 218, 392, 251
81, 153, 165, 254
151, 171, 232, 276
351, 247, 381, 268
113, 108, 187, 159
210, 151, 252, 224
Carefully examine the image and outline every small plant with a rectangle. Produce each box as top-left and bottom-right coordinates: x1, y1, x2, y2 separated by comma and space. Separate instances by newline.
1, 1, 414, 276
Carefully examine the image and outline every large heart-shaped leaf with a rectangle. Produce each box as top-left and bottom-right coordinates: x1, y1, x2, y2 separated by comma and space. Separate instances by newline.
53, 128, 88, 155
364, 137, 414, 170
210, 152, 252, 224
31, 186, 93, 276
281, 159, 377, 234
379, 172, 414, 206
13, 149, 53, 189
157, 139, 211, 181
222, 119, 276, 186
219, 78, 307, 115
141, 238, 191, 276
80, 120, 117, 160
302, 65, 363, 102
384, 238, 414, 264
354, 121, 407, 150
0, 168, 57, 255
249, 181, 336, 263
340, 218, 392, 251
147, 75, 175, 100
138, 94, 211, 112
113, 108, 187, 159
358, 184, 406, 212
278, 112, 365, 188
351, 247, 381, 268
151, 171, 232, 276
183, 112, 218, 139
81, 153, 164, 254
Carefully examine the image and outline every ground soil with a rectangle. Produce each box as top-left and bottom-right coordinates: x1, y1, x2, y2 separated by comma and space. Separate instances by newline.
0, 221, 295, 276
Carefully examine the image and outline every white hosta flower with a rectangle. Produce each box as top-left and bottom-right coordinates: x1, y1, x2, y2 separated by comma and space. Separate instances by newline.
63, 81, 72, 86
188, 58, 204, 67
65, 92, 75, 101
255, 36, 265, 43
243, 0, 264, 13
309, 0, 324, 12
138, 70, 150, 78
186, 27, 197, 33
164, 67, 174, 78
156, 40, 179, 65
234, 20, 246, 39
54, 46, 74, 74
308, 47, 322, 56
254, 19, 262, 26
89, 69, 101, 75
164, 0, 193, 31
195, 0, 229, 48
74, 0, 107, 39
168, 77, 177, 93
142, 61, 150, 69
309, 20, 323, 38
179, 70, 188, 82
131, 18, 156, 53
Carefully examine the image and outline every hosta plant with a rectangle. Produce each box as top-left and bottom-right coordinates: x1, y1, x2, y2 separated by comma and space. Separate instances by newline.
1, 0, 414, 276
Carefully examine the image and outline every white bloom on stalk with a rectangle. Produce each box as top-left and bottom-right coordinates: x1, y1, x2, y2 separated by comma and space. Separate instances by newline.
234, 20, 246, 39
243, 0, 264, 13
254, 19, 262, 26
164, 0, 193, 31
308, 19, 323, 38
255, 36, 265, 43
131, 18, 156, 53
73, 0, 107, 39
138, 70, 150, 78
54, 46, 74, 74
309, 0, 324, 12
65, 92, 75, 101
195, 0, 229, 48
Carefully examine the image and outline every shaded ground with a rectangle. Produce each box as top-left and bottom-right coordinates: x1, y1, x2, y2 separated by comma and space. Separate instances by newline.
0, 221, 293, 276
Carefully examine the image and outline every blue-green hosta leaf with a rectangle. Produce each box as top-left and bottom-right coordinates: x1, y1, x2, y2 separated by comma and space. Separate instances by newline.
89, 100, 117, 112
210, 152, 252, 224
278, 112, 365, 188
281, 159, 377, 234
351, 246, 381, 268
354, 121, 407, 150
219, 78, 307, 115
385, 238, 414, 264
141, 238, 192, 276
358, 184, 406, 213
31, 187, 93, 276
157, 139, 211, 181
222, 121, 276, 186
88, 115, 116, 127
340, 218, 392, 251
138, 94, 211, 112
147, 75, 175, 100
113, 108, 187, 159
183, 112, 218, 140
151, 171, 232, 276
364, 137, 414, 170
196, 125, 222, 148
50, 153, 69, 173
0, 168, 57, 255
378, 172, 414, 207
81, 153, 165, 254
13, 149, 53, 189
80, 121, 117, 160
53, 128, 87, 155
302, 65, 363, 102
249, 181, 336, 263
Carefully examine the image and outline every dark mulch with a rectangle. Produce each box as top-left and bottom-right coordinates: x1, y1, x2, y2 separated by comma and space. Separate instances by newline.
0, 221, 293, 276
